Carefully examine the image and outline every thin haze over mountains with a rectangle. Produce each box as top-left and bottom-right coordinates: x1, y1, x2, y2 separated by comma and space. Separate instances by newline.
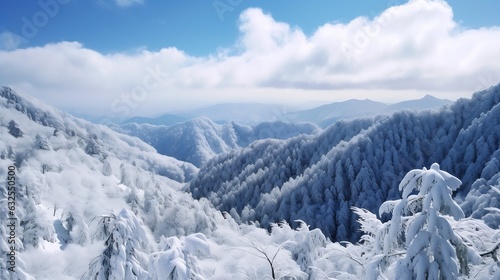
120, 94, 452, 127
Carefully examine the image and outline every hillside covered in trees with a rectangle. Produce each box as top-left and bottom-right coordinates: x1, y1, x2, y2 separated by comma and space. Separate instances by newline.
112, 118, 320, 167
0, 85, 499, 279
189, 85, 500, 242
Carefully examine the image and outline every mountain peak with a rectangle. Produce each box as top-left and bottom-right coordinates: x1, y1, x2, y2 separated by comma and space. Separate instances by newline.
422, 94, 438, 100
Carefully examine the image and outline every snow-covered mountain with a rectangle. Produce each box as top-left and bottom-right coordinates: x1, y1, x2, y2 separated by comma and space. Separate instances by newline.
189, 85, 500, 242
0, 86, 311, 279
179, 103, 294, 125
112, 118, 320, 167
118, 102, 312, 130
284, 99, 387, 125
118, 96, 451, 129
284, 95, 453, 127
386, 94, 453, 111
1, 85, 498, 279
122, 114, 187, 126
0, 87, 196, 183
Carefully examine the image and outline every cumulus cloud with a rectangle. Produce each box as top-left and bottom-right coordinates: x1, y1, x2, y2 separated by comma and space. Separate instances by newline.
0, 0, 499, 118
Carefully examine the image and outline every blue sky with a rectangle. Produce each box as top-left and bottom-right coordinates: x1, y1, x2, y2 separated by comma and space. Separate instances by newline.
0, 0, 499, 119
1, 0, 499, 55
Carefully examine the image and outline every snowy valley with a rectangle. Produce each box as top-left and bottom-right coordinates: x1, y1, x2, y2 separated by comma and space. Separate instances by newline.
1, 85, 499, 279
111, 119, 320, 167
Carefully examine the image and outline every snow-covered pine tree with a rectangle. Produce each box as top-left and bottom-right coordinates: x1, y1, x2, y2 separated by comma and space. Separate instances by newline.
102, 159, 113, 177
369, 163, 481, 279
34, 133, 52, 150
65, 211, 90, 246
85, 138, 103, 156
86, 209, 151, 280
120, 163, 134, 187
271, 220, 327, 276
148, 233, 210, 280
20, 206, 55, 249
8, 119, 23, 138
127, 185, 141, 214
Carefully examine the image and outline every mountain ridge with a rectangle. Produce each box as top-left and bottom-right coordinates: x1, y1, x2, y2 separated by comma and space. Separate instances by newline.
285, 95, 453, 127
119, 95, 452, 128
112, 117, 320, 167
189, 84, 500, 242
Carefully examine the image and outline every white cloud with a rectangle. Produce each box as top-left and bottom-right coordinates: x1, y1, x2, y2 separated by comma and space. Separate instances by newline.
0, 0, 499, 118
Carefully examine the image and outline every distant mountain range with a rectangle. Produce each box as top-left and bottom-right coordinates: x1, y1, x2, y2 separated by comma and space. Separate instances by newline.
284, 95, 453, 127
121, 95, 452, 127
112, 118, 320, 167
114, 95, 453, 167
386, 94, 453, 111
178, 103, 293, 125
122, 103, 293, 126
122, 114, 187, 126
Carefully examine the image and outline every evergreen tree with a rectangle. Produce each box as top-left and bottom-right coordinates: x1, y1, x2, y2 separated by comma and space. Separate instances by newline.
102, 159, 113, 176
8, 119, 23, 138
86, 209, 150, 280
66, 212, 90, 245
85, 138, 103, 156
34, 134, 52, 150
368, 163, 481, 279
21, 208, 55, 249
120, 163, 134, 187
148, 233, 210, 280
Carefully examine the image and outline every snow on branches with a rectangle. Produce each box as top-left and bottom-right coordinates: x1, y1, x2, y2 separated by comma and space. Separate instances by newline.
367, 163, 482, 279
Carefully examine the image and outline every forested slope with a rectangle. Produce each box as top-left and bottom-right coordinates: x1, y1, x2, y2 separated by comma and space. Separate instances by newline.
0, 86, 329, 279
112, 118, 320, 167
189, 85, 500, 242
1, 85, 498, 279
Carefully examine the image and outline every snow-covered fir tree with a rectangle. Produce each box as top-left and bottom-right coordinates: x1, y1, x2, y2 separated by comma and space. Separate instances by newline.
367, 164, 482, 279
85, 209, 151, 280
8, 119, 23, 138
148, 233, 210, 280
34, 133, 52, 150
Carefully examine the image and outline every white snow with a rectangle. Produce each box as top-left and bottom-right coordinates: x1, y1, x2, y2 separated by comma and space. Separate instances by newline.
1, 84, 499, 279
